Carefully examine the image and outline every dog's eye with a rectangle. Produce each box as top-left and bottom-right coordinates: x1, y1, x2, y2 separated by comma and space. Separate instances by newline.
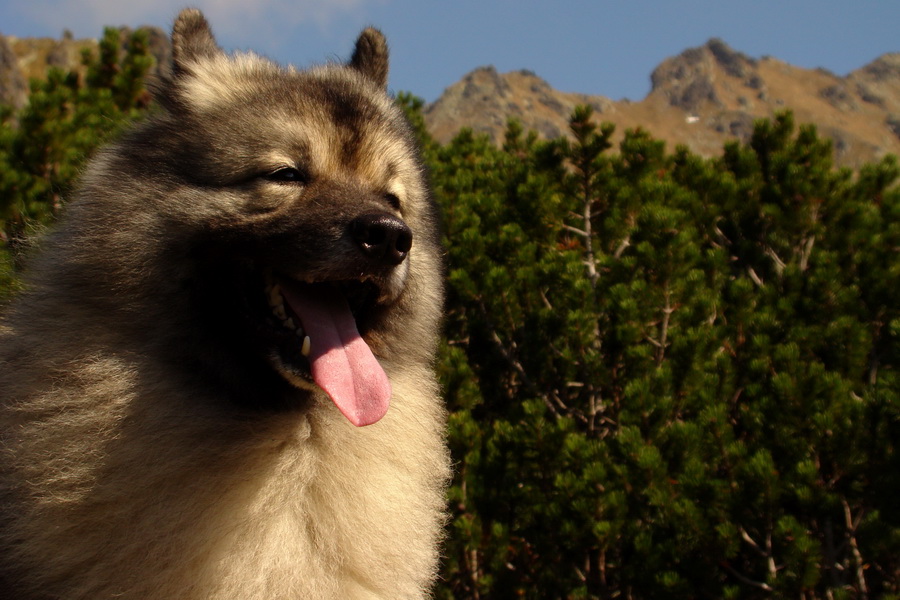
385, 193, 401, 209
265, 167, 308, 184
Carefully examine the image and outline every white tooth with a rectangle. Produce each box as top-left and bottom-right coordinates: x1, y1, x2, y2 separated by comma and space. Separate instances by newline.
301, 335, 311, 357
283, 318, 296, 330
273, 305, 287, 320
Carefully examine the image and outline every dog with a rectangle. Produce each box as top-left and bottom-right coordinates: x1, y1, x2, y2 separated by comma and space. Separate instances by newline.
0, 9, 449, 599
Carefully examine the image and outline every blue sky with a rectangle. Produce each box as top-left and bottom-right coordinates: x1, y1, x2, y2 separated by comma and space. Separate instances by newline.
1, 0, 898, 103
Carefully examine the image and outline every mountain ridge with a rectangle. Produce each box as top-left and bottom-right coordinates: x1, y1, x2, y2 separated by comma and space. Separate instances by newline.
425, 39, 900, 168
0, 31, 896, 168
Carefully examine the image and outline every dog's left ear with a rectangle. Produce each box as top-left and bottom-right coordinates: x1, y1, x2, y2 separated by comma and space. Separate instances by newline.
350, 28, 389, 90
171, 9, 221, 75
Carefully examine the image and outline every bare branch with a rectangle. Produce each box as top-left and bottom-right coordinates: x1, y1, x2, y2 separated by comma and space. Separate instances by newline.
740, 527, 766, 557
722, 562, 774, 593
765, 530, 776, 581
561, 224, 589, 238
713, 220, 732, 247
738, 525, 777, 582
644, 336, 664, 349
540, 289, 553, 310
477, 304, 588, 424
798, 235, 816, 272
655, 288, 674, 366
843, 499, 869, 600
487, 328, 559, 419
613, 237, 631, 259
747, 266, 765, 287
764, 246, 786, 275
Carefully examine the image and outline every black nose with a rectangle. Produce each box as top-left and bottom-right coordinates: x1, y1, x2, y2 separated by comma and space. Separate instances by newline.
350, 213, 413, 266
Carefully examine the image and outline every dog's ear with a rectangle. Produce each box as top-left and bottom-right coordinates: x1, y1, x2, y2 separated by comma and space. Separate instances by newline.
171, 9, 221, 75
350, 28, 389, 90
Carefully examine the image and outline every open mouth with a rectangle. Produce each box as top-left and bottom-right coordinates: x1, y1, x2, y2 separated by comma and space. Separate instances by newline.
264, 275, 380, 357
260, 271, 392, 427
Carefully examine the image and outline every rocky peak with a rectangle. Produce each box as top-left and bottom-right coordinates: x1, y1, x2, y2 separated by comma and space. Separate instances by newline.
706, 38, 756, 78
855, 53, 900, 82
649, 38, 760, 111
847, 53, 900, 115
425, 66, 613, 143
458, 65, 511, 100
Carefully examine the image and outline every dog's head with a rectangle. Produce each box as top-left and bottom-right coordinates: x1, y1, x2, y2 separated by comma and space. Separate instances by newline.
71, 10, 442, 425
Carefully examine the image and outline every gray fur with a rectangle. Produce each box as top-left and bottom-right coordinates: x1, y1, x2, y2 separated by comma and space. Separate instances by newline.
0, 9, 448, 599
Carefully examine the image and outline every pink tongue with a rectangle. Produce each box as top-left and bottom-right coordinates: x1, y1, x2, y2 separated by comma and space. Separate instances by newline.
279, 284, 391, 427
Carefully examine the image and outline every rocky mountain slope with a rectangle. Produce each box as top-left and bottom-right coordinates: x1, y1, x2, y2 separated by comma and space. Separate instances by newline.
1, 30, 896, 168
0, 26, 170, 110
425, 39, 900, 168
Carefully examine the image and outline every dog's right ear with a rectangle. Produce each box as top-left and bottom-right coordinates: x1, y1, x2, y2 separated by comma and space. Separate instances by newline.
171, 9, 221, 75
350, 28, 389, 90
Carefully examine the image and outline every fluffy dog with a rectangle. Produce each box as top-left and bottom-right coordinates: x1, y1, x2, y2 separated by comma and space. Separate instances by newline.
0, 9, 449, 599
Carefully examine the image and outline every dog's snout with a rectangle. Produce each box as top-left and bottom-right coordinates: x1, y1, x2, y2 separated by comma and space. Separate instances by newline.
350, 213, 413, 266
